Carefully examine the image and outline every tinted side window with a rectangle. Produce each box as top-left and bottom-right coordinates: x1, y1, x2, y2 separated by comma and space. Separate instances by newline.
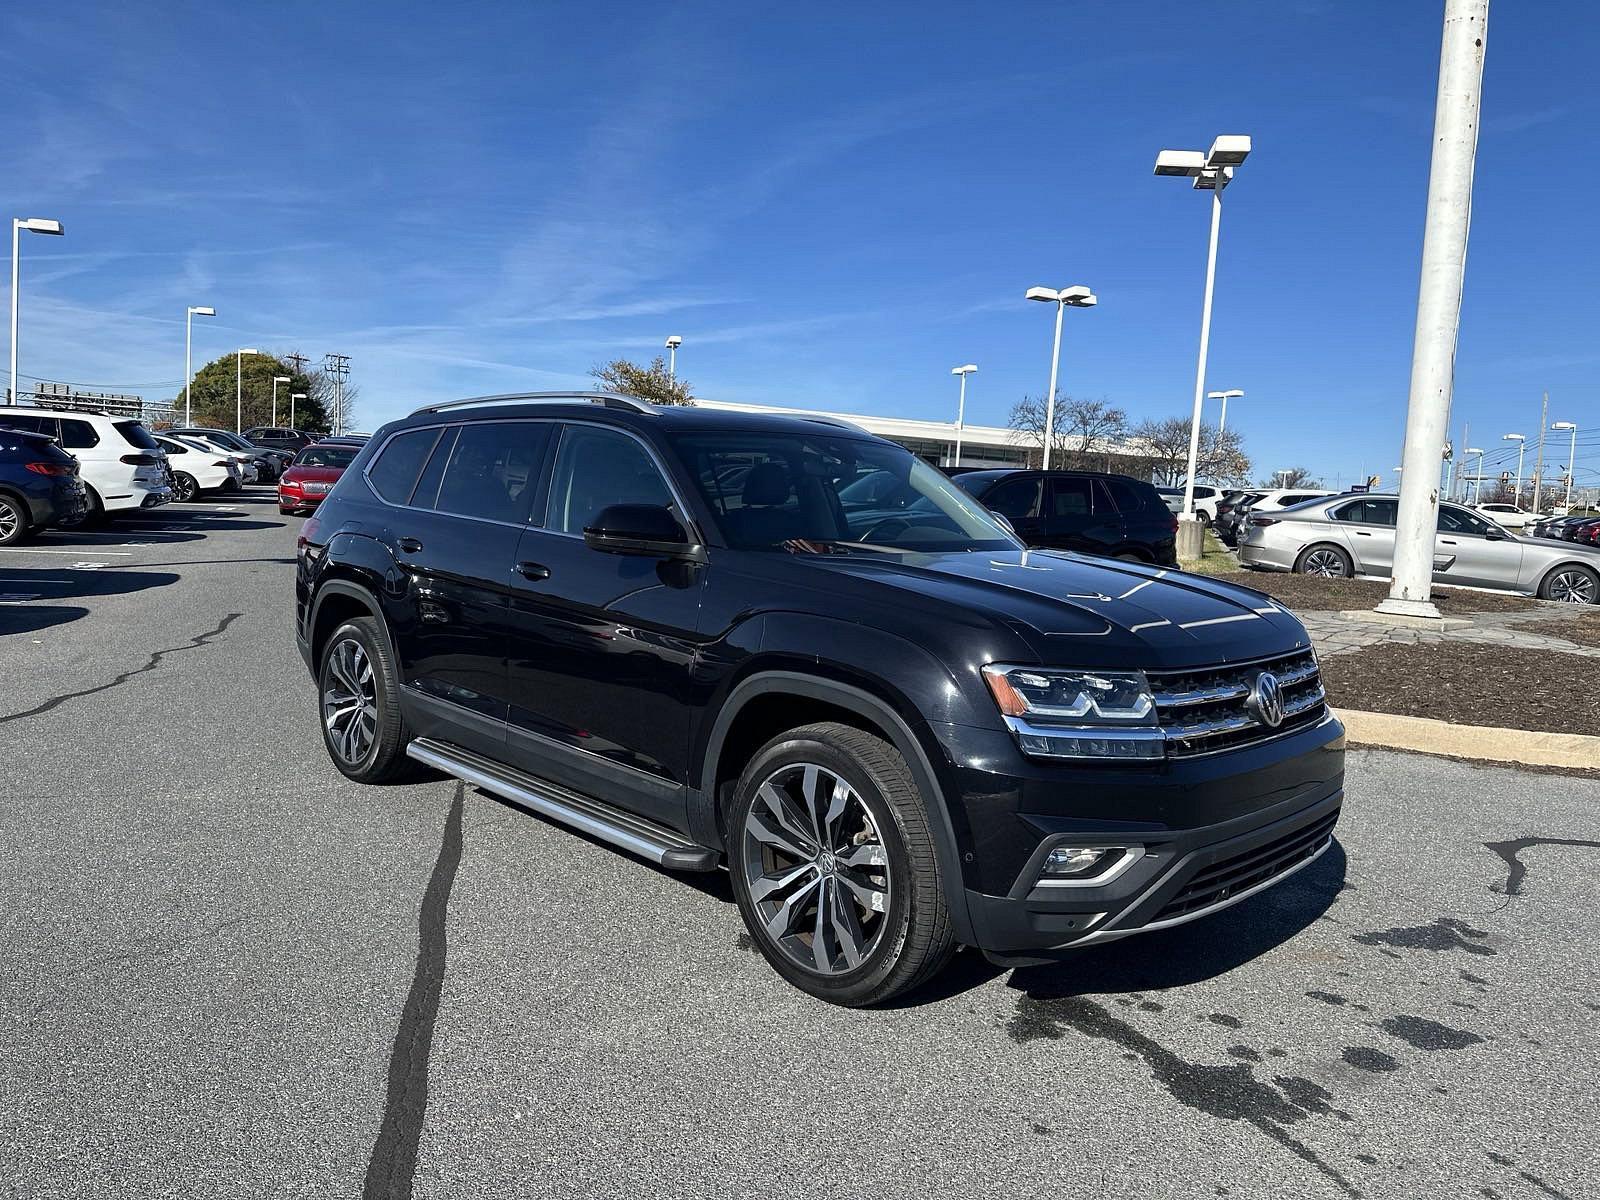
0, 414, 46, 435
434, 422, 547, 524
982, 476, 1041, 520
1334, 498, 1397, 526
61, 419, 100, 448
545, 425, 674, 535
367, 428, 440, 504
1046, 477, 1095, 517
1280, 493, 1321, 507
1438, 506, 1493, 535
410, 426, 458, 510
1100, 477, 1151, 515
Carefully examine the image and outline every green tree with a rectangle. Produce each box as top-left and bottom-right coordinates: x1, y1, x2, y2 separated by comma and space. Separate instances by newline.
590, 356, 693, 405
168, 352, 332, 432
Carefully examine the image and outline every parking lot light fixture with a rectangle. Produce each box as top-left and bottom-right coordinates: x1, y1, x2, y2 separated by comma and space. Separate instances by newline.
290, 392, 306, 428
665, 335, 682, 378
184, 306, 216, 426
1552, 422, 1578, 510
1463, 447, 1485, 503
1026, 285, 1097, 469
1502, 433, 1526, 502
235, 348, 259, 434
271, 375, 292, 426
9, 216, 65, 407
950, 364, 978, 465
1154, 135, 1250, 524
1207, 388, 1244, 433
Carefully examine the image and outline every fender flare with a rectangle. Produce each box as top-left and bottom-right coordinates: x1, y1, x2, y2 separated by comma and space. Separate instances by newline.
700, 670, 976, 945
306, 577, 393, 665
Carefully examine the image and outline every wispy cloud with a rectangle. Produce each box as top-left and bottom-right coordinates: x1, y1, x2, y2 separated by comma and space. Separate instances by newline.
1486, 105, 1571, 134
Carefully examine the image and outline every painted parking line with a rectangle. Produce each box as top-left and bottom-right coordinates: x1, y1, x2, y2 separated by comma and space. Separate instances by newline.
0, 578, 74, 584
0, 547, 132, 556
0, 594, 42, 604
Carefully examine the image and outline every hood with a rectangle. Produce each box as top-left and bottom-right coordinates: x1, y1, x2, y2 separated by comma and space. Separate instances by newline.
787, 547, 1311, 669
283, 465, 347, 483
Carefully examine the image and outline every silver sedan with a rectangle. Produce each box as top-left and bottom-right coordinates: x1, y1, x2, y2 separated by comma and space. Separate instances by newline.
1237, 493, 1600, 603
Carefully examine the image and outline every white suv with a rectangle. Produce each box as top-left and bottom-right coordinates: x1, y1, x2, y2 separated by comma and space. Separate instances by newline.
0, 407, 171, 519
1476, 502, 1536, 531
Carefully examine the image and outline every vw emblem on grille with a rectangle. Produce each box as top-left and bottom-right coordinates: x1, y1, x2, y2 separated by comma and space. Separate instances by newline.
1246, 671, 1285, 728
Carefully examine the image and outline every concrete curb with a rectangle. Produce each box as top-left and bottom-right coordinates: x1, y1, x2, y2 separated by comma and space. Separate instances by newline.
1335, 708, 1600, 770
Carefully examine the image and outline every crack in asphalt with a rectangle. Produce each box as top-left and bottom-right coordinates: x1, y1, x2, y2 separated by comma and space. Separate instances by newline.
0, 612, 242, 725
363, 784, 465, 1200
1483, 837, 1600, 898
1009, 995, 1360, 1197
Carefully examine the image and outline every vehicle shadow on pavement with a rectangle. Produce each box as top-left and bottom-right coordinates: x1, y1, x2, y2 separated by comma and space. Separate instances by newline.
0, 567, 182, 640
889, 840, 1350, 1007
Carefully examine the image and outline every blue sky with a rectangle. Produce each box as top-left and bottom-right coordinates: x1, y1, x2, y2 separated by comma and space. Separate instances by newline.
3, 1, 1596, 489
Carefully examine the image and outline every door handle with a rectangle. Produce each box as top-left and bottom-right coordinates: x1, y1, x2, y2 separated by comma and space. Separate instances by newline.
1356, 531, 1371, 536
397, 537, 424, 554
516, 561, 551, 581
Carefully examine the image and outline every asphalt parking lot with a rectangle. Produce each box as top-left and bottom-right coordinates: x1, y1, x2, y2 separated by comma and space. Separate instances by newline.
1, 491, 1595, 1200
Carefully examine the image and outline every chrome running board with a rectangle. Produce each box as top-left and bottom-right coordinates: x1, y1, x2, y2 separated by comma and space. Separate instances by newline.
405, 737, 720, 871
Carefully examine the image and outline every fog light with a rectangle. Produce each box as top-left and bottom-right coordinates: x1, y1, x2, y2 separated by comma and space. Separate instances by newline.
1043, 846, 1114, 877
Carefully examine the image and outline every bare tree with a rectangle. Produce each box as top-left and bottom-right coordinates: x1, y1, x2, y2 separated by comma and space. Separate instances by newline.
1007, 394, 1127, 468
1261, 466, 1322, 489
590, 356, 693, 405
1131, 417, 1252, 486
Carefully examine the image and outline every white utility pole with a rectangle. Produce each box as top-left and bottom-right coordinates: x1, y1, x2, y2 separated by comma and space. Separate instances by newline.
950, 364, 977, 466
290, 392, 306, 429
665, 335, 681, 379
184, 306, 216, 426
1464, 446, 1485, 503
1208, 388, 1244, 433
9, 217, 64, 406
1553, 421, 1578, 510
235, 348, 258, 434
1024, 286, 1096, 469
271, 375, 291, 426
1529, 392, 1548, 512
1378, 0, 1489, 621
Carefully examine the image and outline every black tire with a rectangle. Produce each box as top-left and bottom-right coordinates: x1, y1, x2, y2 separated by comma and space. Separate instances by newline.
727, 721, 956, 1007
317, 616, 417, 783
0, 493, 29, 546
1539, 562, 1599, 604
1294, 543, 1353, 579
79, 486, 111, 528
171, 471, 200, 503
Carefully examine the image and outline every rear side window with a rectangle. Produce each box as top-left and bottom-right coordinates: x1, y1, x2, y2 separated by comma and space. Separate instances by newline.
981, 476, 1041, 520
1279, 493, 1322, 507
545, 424, 674, 534
1, 414, 52, 437
435, 421, 548, 524
367, 428, 440, 503
1046, 477, 1096, 516
1100, 477, 1155, 515
1334, 498, 1397, 526
113, 421, 159, 450
62, 419, 101, 449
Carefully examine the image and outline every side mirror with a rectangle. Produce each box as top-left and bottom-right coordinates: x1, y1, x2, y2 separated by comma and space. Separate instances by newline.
583, 503, 704, 560
1485, 528, 1507, 541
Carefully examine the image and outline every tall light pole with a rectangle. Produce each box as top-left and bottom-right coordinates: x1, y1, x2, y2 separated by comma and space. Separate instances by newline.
1553, 422, 1578, 510
1024, 285, 1097, 469
665, 335, 682, 379
950, 364, 977, 466
9, 217, 64, 406
184, 306, 216, 426
235, 347, 259, 434
1155, 135, 1251, 539
1208, 388, 1244, 433
1463, 447, 1484, 503
290, 392, 306, 429
1378, 0, 1488, 621
1502, 433, 1525, 503
271, 375, 292, 426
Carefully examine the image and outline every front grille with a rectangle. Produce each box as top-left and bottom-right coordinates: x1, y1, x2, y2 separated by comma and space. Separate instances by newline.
1154, 809, 1339, 923
1147, 648, 1326, 757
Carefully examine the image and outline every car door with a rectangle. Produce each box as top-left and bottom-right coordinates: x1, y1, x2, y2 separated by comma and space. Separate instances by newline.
374, 420, 548, 756
503, 421, 706, 829
977, 473, 1045, 544
1332, 496, 1397, 574
1436, 503, 1521, 588
1039, 475, 1122, 555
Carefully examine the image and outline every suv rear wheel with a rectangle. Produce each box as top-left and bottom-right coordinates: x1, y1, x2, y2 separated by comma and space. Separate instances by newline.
728, 722, 955, 1006
318, 616, 416, 782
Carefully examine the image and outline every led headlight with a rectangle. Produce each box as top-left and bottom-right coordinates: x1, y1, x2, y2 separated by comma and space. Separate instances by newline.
982, 664, 1163, 760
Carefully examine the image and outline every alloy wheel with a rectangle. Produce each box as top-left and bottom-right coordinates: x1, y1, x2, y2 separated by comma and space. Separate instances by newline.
1548, 569, 1597, 604
1302, 548, 1348, 578
322, 638, 379, 764
741, 762, 892, 975
0, 500, 20, 543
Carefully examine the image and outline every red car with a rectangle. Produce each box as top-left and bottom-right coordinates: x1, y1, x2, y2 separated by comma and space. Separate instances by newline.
278, 442, 360, 515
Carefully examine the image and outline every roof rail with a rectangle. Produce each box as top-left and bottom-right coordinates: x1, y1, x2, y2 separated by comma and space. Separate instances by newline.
408, 391, 655, 417
801, 415, 869, 434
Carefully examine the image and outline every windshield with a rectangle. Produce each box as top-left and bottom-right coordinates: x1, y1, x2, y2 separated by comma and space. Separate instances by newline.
669, 431, 1019, 553
294, 445, 358, 468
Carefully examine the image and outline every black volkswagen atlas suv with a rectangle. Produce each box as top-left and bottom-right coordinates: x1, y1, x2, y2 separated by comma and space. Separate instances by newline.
295, 393, 1344, 1006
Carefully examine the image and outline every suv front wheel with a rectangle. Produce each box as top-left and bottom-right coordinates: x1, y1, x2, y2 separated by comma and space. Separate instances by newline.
728, 722, 956, 1006
318, 616, 415, 783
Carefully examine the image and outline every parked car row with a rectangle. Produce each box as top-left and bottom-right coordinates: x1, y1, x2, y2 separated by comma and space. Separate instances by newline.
1238, 492, 1600, 603
1526, 513, 1600, 544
